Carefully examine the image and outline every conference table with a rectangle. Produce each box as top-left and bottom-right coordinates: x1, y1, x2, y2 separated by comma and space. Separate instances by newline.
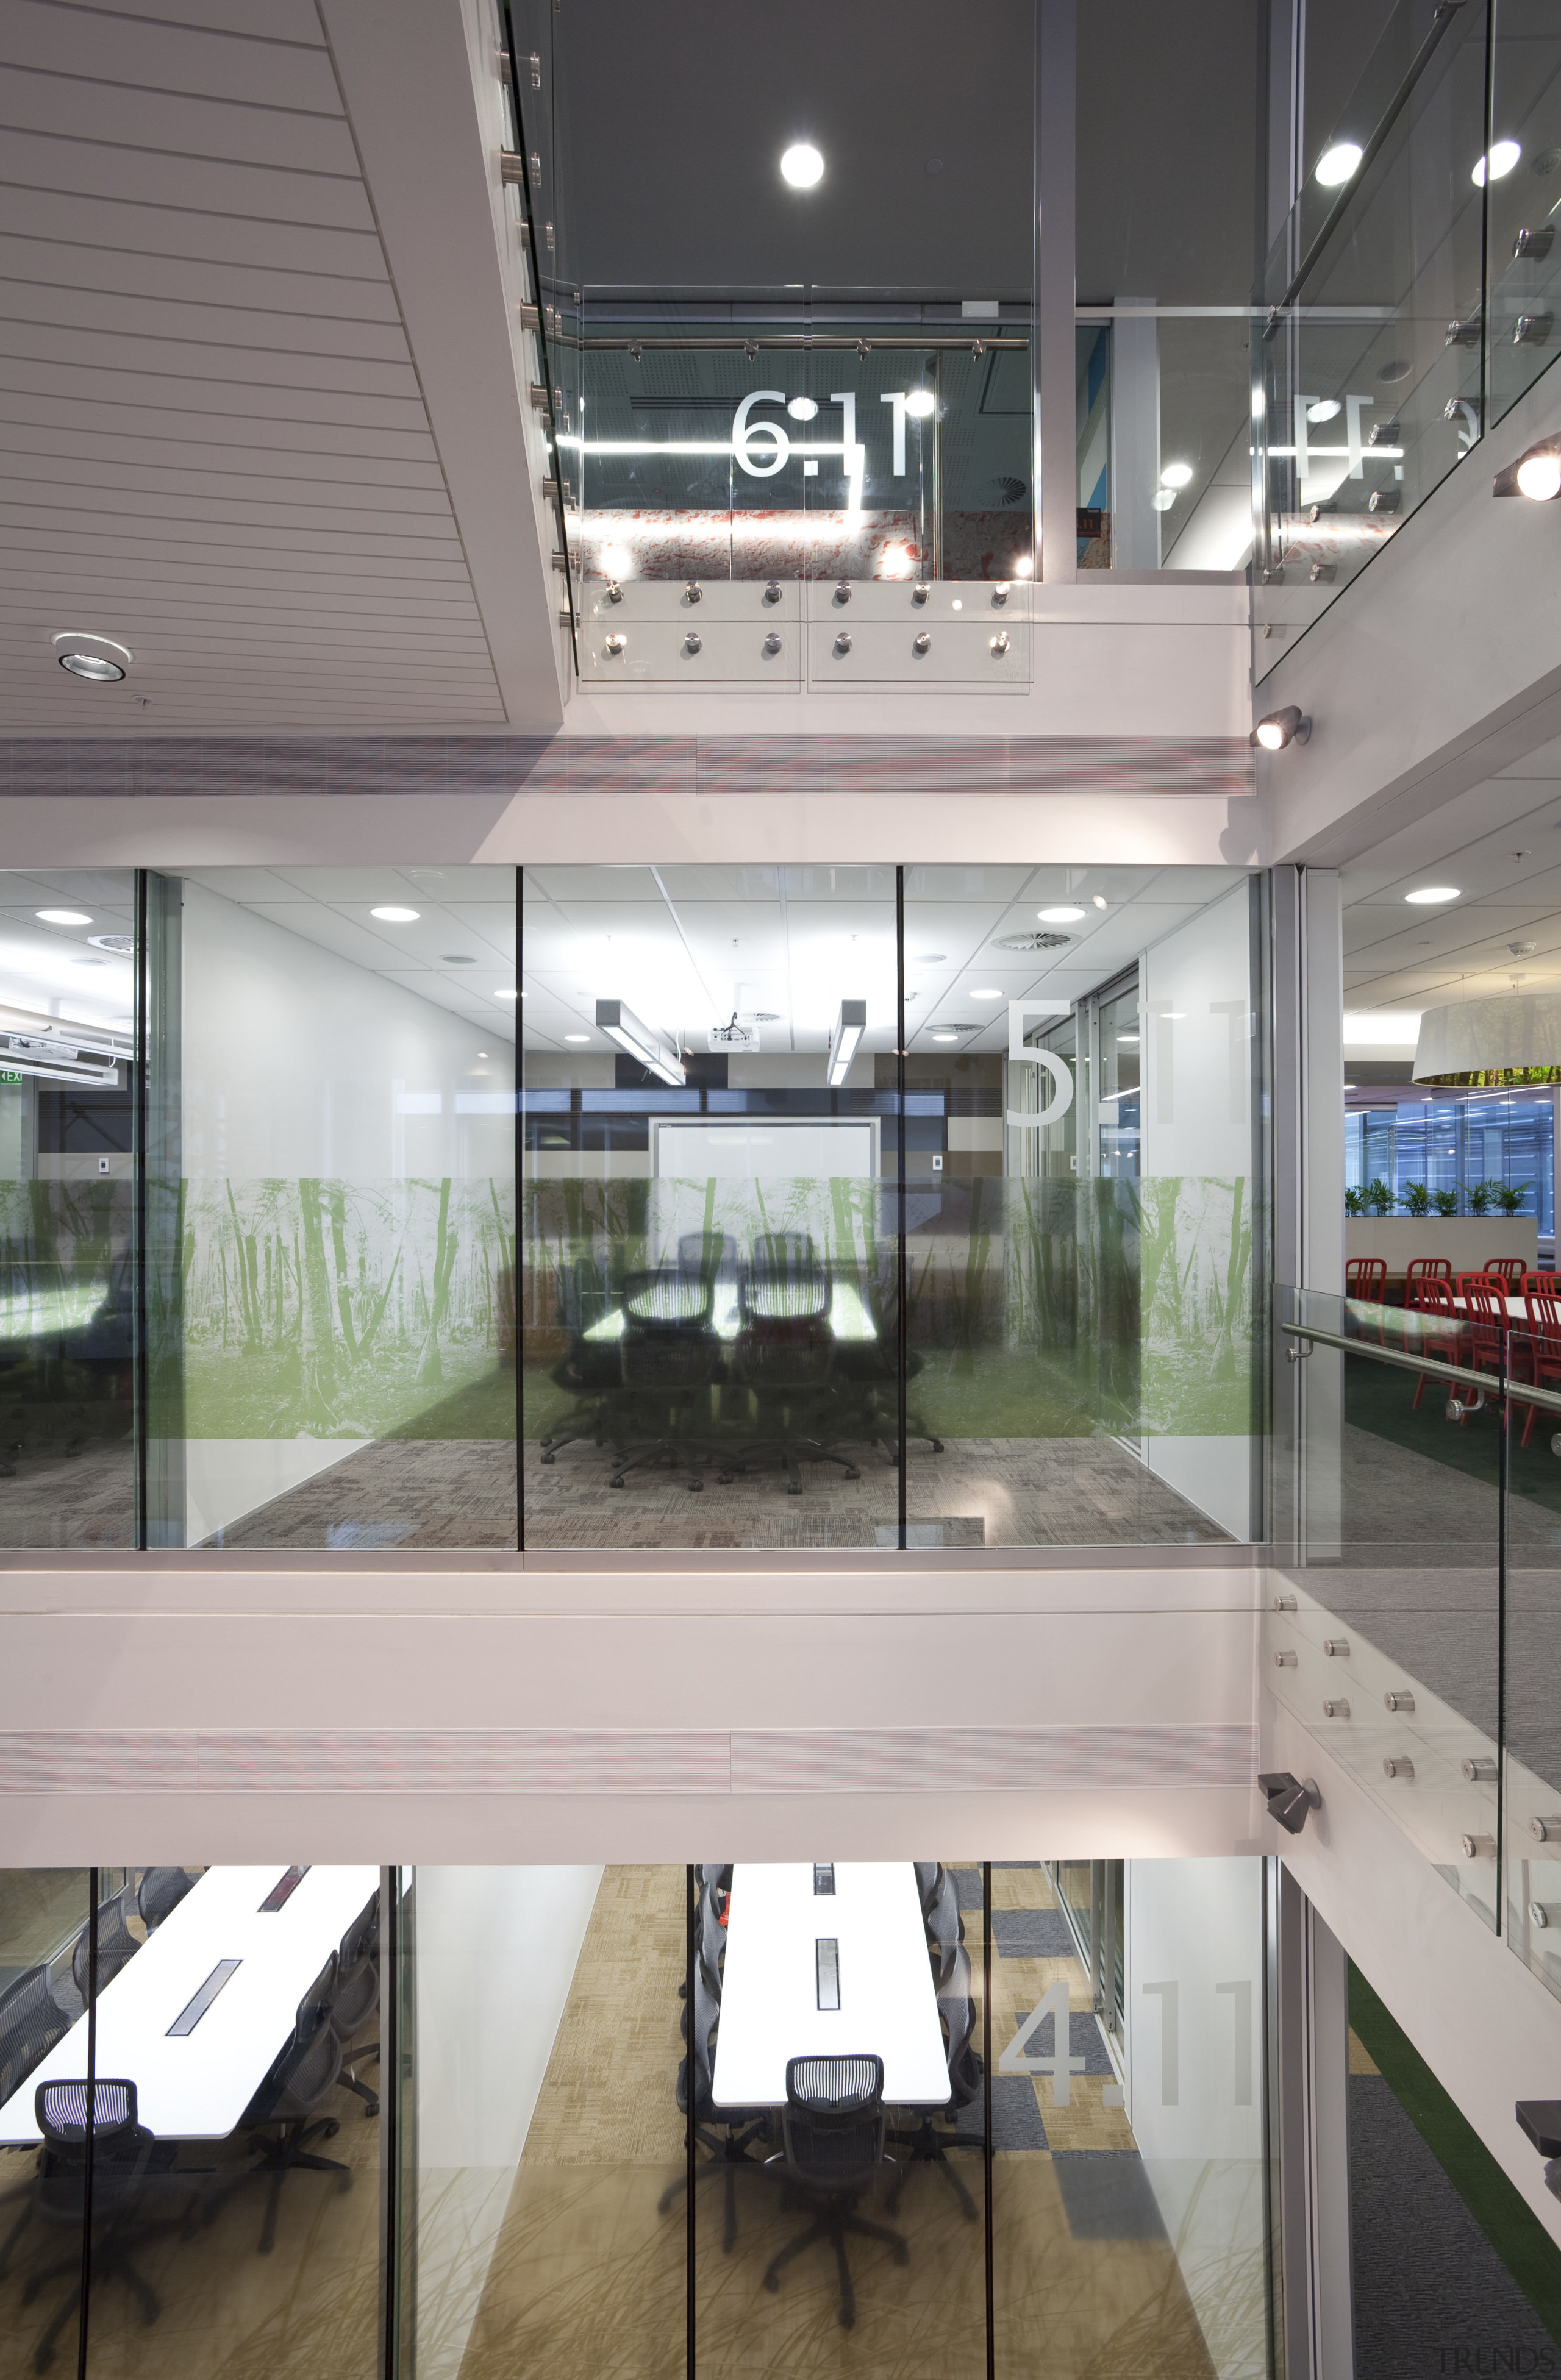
0, 1864, 378, 2145
711, 1861, 950, 2110
582, 1277, 878, 1347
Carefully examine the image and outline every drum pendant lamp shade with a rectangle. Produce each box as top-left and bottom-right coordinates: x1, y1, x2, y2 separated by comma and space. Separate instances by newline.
1413, 990, 1561, 1087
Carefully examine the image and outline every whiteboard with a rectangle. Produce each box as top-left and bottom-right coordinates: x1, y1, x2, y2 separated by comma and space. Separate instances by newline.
650, 1119, 879, 1180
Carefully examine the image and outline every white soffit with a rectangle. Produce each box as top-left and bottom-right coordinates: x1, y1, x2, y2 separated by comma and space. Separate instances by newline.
0, 0, 562, 733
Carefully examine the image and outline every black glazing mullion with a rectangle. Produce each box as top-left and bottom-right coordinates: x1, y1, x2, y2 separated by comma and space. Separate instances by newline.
133, 872, 148, 1552
516, 866, 525, 1556
896, 866, 907, 1550
982, 1859, 994, 2380
685, 1864, 696, 2380
1498, 1324, 1507, 1933
377, 1868, 399, 2380
77, 1867, 99, 2380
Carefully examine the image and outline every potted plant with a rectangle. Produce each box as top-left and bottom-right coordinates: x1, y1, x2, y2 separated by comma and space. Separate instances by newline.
1491, 1180, 1531, 1217
1433, 1188, 1459, 1217
1365, 1177, 1395, 1216
1345, 1186, 1365, 1216
1401, 1182, 1432, 1217
1465, 1180, 1494, 1215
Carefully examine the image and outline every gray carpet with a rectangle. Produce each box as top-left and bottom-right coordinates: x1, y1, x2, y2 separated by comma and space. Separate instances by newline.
1349, 2074, 1557, 2378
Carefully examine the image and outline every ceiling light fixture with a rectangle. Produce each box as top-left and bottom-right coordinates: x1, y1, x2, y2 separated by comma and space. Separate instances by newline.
1251, 705, 1311, 750
932, 1030, 959, 1042
35, 909, 92, 926
1404, 886, 1460, 904
1415, 988, 1561, 1084
1307, 398, 1343, 423
904, 389, 937, 418
780, 142, 824, 188
787, 395, 819, 421
1152, 489, 1177, 511
1493, 435, 1561, 499
1092, 894, 1108, 909
1014, 554, 1034, 576
971, 988, 1002, 999
496, 987, 520, 1000
1474, 140, 1521, 187
52, 632, 132, 682
370, 905, 420, 922
827, 997, 866, 1087
1038, 905, 1087, 924
1315, 141, 1363, 187
564, 1034, 590, 1044
1160, 461, 1193, 488
596, 997, 685, 1086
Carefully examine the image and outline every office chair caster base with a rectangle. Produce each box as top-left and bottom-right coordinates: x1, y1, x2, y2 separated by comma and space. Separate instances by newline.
540, 1452, 555, 1464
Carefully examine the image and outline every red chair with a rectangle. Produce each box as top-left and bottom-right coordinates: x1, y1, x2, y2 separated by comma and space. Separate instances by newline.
1455, 1270, 1505, 1303
1452, 1281, 1508, 1422
1410, 1276, 1465, 1409
1346, 1256, 1388, 1300
1405, 1256, 1452, 1309
1484, 1255, 1526, 1289
1529, 1272, 1561, 1298
1516, 1289, 1561, 1445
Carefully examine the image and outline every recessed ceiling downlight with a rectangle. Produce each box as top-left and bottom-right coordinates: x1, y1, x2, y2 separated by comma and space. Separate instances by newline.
1316, 141, 1363, 187
370, 905, 420, 922
1404, 886, 1461, 904
1038, 904, 1087, 923
53, 632, 132, 682
780, 142, 824, 187
37, 908, 92, 926
905, 388, 937, 418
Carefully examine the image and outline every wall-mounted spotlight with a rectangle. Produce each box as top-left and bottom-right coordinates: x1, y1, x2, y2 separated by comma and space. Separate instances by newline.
1251, 706, 1311, 751
1493, 435, 1561, 499
1258, 1771, 1320, 1834
827, 998, 866, 1088
595, 998, 685, 1086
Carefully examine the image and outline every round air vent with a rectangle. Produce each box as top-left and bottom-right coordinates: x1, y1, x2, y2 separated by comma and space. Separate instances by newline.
88, 934, 133, 956
995, 930, 1071, 952
981, 476, 1029, 507
934, 1022, 982, 1033
745, 1011, 782, 1022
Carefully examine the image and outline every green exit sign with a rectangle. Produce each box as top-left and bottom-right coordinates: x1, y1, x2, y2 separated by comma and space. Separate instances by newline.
0, 1071, 22, 1086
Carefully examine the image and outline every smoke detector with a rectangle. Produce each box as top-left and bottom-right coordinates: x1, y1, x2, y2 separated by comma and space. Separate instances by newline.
1510, 941, 1537, 956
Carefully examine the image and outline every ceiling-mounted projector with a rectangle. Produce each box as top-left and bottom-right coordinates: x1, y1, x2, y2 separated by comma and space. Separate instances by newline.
709, 1013, 760, 1052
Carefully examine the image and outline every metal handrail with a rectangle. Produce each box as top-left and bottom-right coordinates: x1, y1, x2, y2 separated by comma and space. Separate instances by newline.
1282, 1318, 1561, 1414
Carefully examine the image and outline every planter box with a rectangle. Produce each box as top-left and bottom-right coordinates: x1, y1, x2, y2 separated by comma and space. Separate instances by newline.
1344, 1219, 1538, 1278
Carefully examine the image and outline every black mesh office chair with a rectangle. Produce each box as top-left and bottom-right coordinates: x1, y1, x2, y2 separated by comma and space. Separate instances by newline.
724, 1239, 861, 1494
677, 1865, 732, 2002
70, 1881, 142, 2001
330, 1897, 380, 2116
0, 1967, 76, 2281
136, 1867, 198, 1932
608, 1270, 721, 1493
832, 1274, 944, 1464
540, 1257, 629, 1466
658, 1953, 770, 2251
924, 1865, 965, 1988
240, 1953, 349, 2254
762, 2054, 907, 2329
677, 1231, 738, 1284
888, 1942, 982, 2222
21, 2078, 182, 2373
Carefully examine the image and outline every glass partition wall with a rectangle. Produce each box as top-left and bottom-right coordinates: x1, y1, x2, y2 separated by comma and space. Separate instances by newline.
0, 1858, 1280, 2378
0, 862, 1264, 1555
521, 861, 1265, 1552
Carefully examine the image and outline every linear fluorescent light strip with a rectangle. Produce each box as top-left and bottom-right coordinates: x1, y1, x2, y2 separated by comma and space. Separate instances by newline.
0, 1029, 121, 1086
595, 998, 685, 1087
829, 999, 866, 1087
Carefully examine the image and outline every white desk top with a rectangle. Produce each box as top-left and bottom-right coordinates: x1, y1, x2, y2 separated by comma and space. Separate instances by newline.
0, 1864, 378, 2145
711, 1861, 950, 2110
